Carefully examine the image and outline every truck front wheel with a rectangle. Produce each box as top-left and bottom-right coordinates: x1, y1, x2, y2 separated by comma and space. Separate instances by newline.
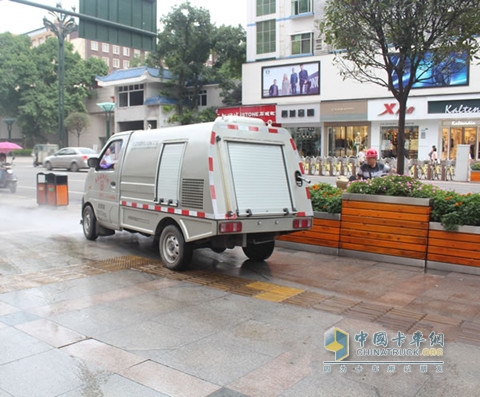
82, 205, 98, 241
159, 225, 192, 271
242, 241, 275, 261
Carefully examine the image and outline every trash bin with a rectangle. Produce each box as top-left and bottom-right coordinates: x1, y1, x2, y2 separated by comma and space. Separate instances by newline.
36, 172, 47, 205
37, 172, 68, 206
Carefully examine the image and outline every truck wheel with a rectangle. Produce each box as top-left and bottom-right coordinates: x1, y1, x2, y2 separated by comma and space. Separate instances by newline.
159, 225, 192, 271
242, 241, 275, 261
82, 205, 98, 241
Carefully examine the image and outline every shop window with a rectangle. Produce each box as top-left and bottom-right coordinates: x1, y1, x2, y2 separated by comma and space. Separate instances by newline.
327, 126, 369, 157
380, 127, 418, 159
294, 127, 321, 157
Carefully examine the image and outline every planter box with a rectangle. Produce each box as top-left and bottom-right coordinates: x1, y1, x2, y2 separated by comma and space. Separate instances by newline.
470, 170, 480, 182
427, 223, 480, 274
339, 194, 431, 267
277, 211, 340, 254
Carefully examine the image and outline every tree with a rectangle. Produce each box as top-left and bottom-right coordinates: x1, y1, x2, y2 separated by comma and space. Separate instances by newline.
154, 2, 246, 124
0, 33, 37, 118
12, 37, 108, 144
321, 0, 480, 174
156, 2, 213, 118
65, 112, 90, 146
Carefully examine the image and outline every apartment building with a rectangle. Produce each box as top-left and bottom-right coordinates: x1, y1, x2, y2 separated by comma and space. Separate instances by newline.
242, 0, 480, 162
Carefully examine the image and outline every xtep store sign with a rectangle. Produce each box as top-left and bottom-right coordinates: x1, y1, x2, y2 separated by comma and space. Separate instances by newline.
378, 103, 415, 116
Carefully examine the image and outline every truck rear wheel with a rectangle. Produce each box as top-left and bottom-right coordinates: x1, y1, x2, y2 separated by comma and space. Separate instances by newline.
82, 205, 98, 241
242, 241, 275, 261
159, 225, 192, 271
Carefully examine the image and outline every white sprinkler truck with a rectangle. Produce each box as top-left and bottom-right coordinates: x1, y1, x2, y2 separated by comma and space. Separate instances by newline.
81, 116, 313, 270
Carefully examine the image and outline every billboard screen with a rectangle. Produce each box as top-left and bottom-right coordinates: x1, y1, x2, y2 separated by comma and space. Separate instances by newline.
391, 52, 468, 89
262, 61, 320, 98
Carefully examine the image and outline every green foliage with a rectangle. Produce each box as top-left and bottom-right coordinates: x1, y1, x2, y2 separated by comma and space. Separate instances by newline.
0, 32, 108, 144
430, 191, 480, 231
311, 175, 480, 231
309, 183, 343, 214
471, 162, 480, 170
65, 112, 91, 146
154, 2, 246, 118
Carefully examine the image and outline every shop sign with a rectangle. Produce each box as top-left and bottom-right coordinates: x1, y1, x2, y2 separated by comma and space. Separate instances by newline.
216, 105, 276, 123
428, 99, 480, 114
378, 103, 415, 116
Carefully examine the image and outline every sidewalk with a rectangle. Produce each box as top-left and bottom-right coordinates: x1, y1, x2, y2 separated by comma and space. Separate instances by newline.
0, 189, 480, 395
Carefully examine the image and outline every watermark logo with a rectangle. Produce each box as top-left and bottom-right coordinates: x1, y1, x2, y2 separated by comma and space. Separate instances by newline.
324, 327, 349, 361
323, 328, 445, 374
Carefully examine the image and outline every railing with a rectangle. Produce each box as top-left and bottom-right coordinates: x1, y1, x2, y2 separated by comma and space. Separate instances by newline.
301, 156, 456, 181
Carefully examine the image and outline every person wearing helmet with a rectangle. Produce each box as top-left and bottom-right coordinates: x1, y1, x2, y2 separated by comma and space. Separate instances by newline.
356, 148, 391, 179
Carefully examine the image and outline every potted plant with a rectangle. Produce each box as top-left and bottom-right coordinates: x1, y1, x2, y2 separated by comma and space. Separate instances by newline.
470, 162, 480, 182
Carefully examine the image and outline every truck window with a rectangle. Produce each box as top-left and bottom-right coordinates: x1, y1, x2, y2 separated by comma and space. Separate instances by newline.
99, 140, 123, 170
228, 141, 294, 215
156, 142, 186, 205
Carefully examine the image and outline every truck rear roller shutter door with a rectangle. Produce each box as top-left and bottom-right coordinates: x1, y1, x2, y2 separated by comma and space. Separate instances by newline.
227, 141, 294, 215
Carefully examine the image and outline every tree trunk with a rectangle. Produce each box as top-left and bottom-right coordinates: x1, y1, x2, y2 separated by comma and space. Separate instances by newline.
396, 98, 407, 175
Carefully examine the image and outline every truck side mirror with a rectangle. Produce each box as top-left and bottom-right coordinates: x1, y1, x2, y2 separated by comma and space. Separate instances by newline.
88, 157, 99, 168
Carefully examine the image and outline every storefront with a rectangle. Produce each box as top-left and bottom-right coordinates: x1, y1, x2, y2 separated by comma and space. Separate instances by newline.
276, 103, 321, 157
428, 98, 480, 161
368, 97, 438, 160
321, 100, 369, 157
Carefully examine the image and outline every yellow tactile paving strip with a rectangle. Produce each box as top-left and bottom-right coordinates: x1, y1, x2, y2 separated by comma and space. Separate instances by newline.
0, 255, 477, 345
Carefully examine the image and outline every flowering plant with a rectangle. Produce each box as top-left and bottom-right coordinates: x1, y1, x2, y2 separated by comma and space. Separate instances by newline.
309, 183, 343, 214
346, 175, 437, 198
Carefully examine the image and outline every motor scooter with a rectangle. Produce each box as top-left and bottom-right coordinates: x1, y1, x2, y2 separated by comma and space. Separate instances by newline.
0, 159, 18, 193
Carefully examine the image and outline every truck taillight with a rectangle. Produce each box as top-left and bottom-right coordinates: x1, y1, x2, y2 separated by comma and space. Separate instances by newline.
293, 218, 312, 229
219, 221, 243, 233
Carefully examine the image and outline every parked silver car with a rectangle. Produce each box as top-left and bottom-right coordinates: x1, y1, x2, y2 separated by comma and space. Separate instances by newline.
44, 147, 97, 172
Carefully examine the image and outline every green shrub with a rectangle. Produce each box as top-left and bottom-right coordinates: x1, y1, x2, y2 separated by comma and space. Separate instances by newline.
471, 162, 480, 170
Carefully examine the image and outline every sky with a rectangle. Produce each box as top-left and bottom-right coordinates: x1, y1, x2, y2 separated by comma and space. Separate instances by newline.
0, 0, 247, 34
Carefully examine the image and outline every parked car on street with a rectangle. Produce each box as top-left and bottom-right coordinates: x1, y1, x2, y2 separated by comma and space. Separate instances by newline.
44, 147, 97, 172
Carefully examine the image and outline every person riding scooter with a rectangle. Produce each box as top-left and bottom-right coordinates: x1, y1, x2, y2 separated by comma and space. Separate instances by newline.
0, 152, 18, 193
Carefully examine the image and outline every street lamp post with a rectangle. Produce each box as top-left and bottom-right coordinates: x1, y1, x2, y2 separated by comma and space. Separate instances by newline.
97, 102, 115, 141
3, 118, 16, 141
43, 7, 77, 148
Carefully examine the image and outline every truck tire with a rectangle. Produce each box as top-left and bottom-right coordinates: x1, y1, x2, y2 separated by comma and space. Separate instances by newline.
82, 205, 98, 241
159, 225, 192, 271
242, 241, 275, 261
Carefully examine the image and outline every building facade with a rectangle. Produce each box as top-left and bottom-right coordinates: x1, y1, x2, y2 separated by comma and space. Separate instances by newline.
243, 0, 480, 162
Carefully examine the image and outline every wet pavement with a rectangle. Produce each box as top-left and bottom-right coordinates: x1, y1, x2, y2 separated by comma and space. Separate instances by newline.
1, 184, 480, 396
